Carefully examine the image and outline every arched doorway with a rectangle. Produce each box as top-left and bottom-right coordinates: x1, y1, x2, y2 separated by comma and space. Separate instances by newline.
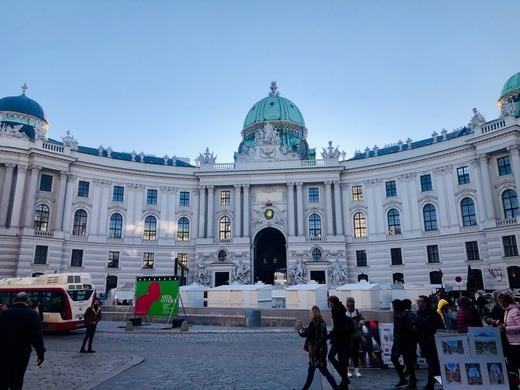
254, 227, 286, 284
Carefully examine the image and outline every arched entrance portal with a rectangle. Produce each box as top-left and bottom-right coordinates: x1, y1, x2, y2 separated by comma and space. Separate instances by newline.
254, 227, 286, 284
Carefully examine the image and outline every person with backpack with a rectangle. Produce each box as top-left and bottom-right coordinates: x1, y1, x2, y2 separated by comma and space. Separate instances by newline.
345, 297, 365, 378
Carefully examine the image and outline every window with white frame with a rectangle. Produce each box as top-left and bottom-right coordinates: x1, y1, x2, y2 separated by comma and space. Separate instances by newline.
73, 209, 87, 236
71, 249, 83, 267
143, 252, 154, 269
143, 215, 157, 240
34, 204, 49, 231
353, 212, 367, 238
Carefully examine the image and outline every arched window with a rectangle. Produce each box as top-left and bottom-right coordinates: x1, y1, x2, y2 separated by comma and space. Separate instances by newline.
73, 209, 87, 236
34, 204, 49, 231
219, 216, 231, 240
393, 273, 404, 284
461, 197, 477, 226
309, 213, 321, 237
177, 217, 190, 241
353, 212, 367, 238
423, 204, 438, 231
502, 189, 519, 219
388, 208, 401, 234
109, 213, 123, 239
143, 215, 157, 240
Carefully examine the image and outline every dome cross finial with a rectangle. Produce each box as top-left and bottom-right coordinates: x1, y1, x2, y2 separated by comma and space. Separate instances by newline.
269, 81, 279, 96
21, 83, 28, 95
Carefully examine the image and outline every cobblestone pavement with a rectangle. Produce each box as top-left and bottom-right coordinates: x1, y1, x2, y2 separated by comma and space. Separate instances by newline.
22, 322, 435, 390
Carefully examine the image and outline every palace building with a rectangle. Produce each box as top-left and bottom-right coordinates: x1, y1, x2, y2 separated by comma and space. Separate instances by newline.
0, 74, 519, 293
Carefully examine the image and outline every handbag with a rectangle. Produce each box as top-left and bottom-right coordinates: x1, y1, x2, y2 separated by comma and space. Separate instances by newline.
303, 338, 310, 352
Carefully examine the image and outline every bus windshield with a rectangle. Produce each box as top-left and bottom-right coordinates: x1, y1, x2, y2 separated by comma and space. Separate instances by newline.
67, 289, 94, 302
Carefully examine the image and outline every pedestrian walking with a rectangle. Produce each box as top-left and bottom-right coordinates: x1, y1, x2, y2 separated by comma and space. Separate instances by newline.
415, 295, 444, 390
345, 297, 365, 378
436, 298, 455, 331
80, 298, 102, 353
295, 305, 339, 390
391, 299, 417, 389
0, 291, 45, 389
327, 295, 355, 390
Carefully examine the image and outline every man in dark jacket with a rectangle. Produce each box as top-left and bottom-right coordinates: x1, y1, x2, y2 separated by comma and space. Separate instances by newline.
80, 298, 102, 353
0, 292, 45, 389
415, 295, 444, 390
327, 295, 354, 390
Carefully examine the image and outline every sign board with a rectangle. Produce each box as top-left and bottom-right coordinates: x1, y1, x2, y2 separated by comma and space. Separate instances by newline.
135, 276, 179, 317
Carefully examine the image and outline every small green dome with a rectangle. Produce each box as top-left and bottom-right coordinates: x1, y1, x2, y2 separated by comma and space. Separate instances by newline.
500, 72, 520, 100
243, 82, 305, 129
498, 72, 520, 117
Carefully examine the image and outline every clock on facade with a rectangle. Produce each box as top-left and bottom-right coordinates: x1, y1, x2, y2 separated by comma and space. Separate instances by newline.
264, 208, 274, 220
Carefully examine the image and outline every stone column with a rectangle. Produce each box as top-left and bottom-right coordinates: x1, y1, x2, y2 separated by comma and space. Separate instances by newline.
89, 179, 102, 235
234, 184, 242, 237
98, 181, 111, 236
198, 186, 206, 238
509, 144, 520, 197
333, 181, 343, 235
243, 185, 250, 237
9, 165, 28, 228
207, 186, 214, 238
23, 165, 41, 227
341, 183, 351, 237
296, 182, 304, 236
325, 181, 334, 235
168, 188, 178, 239
287, 182, 295, 236
62, 175, 76, 234
0, 164, 16, 227
471, 158, 487, 223
479, 154, 495, 220
54, 171, 68, 231
126, 184, 136, 237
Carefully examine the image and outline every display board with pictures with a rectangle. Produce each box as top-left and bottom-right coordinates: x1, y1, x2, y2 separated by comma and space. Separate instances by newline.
435, 327, 509, 389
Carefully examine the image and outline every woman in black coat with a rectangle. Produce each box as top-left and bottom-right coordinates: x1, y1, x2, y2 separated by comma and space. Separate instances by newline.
297, 305, 339, 390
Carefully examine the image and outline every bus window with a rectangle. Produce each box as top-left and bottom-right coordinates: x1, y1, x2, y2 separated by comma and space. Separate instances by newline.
67, 289, 94, 302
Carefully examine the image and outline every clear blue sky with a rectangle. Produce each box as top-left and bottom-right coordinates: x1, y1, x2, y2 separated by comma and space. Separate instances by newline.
2, 1, 519, 163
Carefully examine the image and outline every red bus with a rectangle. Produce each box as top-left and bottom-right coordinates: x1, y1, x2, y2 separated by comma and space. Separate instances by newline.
0, 273, 95, 331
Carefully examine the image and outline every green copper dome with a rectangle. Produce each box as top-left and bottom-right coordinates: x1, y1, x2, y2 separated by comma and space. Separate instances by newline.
498, 72, 520, 117
243, 82, 305, 128
500, 72, 520, 100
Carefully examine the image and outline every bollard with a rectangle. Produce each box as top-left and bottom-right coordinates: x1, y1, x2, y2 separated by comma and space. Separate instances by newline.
125, 321, 134, 331
180, 321, 189, 331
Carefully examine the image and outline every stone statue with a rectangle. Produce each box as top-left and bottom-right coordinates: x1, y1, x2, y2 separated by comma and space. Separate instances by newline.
195, 259, 210, 285
321, 141, 341, 159
258, 122, 279, 145
62, 131, 78, 150
198, 147, 217, 164
500, 98, 516, 118
468, 108, 486, 129
328, 259, 347, 287
288, 259, 306, 285
233, 260, 250, 284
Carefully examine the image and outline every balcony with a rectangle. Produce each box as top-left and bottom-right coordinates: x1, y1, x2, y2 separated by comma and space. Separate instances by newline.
34, 230, 54, 238
496, 218, 518, 227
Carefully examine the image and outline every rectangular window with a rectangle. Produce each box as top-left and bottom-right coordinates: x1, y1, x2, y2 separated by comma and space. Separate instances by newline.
77, 181, 90, 197
308, 187, 319, 203
220, 190, 231, 206
179, 191, 190, 207
356, 250, 367, 267
71, 249, 83, 267
390, 248, 402, 265
385, 181, 397, 197
39, 174, 53, 192
498, 156, 512, 176
34, 245, 48, 265
420, 174, 432, 192
177, 253, 188, 268
503, 235, 519, 257
143, 252, 154, 269
147, 189, 158, 205
457, 166, 470, 185
107, 251, 120, 268
352, 185, 363, 201
427, 245, 440, 263
113, 186, 124, 202
465, 241, 480, 261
